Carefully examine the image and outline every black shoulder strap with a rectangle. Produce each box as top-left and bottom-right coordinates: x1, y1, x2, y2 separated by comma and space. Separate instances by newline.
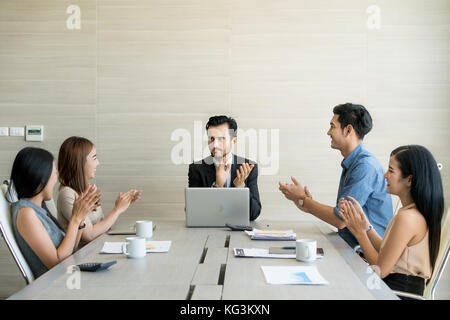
41, 201, 65, 232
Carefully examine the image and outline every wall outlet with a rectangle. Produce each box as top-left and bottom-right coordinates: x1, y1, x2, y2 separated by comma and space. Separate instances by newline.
10, 127, 25, 137
0, 127, 9, 136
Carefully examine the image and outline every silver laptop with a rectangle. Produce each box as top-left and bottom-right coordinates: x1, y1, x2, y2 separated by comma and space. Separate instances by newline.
185, 188, 250, 227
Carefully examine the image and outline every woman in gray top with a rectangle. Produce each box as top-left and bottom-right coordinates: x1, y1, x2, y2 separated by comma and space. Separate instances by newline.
9, 147, 99, 278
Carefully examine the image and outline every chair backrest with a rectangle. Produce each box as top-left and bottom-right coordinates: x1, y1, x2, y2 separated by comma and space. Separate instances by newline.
0, 184, 34, 284
392, 195, 401, 215
424, 206, 450, 299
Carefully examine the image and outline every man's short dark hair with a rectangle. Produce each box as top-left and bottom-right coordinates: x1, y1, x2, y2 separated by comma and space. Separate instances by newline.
333, 103, 373, 140
205, 115, 238, 137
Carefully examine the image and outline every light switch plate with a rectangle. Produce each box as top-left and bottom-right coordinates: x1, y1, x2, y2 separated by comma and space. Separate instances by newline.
10, 127, 25, 137
0, 127, 9, 136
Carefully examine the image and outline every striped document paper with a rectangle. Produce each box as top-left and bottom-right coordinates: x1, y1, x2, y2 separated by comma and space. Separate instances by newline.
244, 228, 296, 240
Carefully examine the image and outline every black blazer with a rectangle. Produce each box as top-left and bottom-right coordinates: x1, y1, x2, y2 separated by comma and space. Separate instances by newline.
188, 154, 262, 221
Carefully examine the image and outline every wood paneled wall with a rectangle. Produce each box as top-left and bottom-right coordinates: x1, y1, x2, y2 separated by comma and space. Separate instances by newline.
2, 0, 448, 221
0, 0, 450, 218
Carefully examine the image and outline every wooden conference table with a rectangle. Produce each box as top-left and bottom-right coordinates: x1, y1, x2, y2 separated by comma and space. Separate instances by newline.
8, 218, 398, 300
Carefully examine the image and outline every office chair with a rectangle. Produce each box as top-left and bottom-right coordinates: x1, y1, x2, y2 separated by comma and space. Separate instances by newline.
0, 183, 35, 285
393, 207, 450, 300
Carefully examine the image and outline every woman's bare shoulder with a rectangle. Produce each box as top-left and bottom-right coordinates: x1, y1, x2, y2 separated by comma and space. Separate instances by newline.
396, 207, 426, 225
395, 208, 427, 245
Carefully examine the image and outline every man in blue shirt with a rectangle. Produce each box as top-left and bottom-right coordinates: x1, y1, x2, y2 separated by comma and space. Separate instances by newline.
279, 103, 393, 250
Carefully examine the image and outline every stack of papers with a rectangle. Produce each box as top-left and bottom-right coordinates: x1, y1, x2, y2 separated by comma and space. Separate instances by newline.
261, 266, 328, 285
234, 248, 295, 259
100, 241, 171, 254
234, 248, 324, 259
245, 228, 296, 241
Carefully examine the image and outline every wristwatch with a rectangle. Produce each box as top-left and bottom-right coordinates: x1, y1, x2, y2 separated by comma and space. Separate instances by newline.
297, 196, 306, 207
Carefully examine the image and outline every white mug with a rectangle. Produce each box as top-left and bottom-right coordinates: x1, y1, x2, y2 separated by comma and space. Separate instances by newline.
122, 237, 146, 259
135, 220, 153, 239
296, 239, 317, 262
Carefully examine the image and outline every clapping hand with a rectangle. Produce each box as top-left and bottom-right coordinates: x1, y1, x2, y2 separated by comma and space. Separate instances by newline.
72, 184, 101, 224
233, 163, 254, 188
130, 189, 142, 204
215, 158, 231, 188
279, 176, 306, 201
338, 196, 370, 237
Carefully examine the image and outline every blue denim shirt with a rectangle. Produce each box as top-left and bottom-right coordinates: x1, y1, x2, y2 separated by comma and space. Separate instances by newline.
333, 144, 393, 250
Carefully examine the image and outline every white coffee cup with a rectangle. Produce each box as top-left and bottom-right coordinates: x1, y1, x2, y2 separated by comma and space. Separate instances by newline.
122, 237, 146, 259
296, 239, 317, 262
135, 220, 153, 239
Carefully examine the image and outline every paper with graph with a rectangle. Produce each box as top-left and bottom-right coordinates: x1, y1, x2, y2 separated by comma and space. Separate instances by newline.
261, 266, 328, 285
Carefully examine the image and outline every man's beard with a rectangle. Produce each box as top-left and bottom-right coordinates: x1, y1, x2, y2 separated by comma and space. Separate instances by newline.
211, 148, 231, 161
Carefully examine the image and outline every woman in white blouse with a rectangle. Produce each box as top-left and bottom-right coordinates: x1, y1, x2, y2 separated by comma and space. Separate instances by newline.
57, 136, 142, 246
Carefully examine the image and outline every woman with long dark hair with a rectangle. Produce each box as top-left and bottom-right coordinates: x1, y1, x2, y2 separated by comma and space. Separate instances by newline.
9, 147, 99, 278
339, 145, 444, 298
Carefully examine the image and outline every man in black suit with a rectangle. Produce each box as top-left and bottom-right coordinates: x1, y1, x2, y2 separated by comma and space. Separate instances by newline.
188, 115, 262, 221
